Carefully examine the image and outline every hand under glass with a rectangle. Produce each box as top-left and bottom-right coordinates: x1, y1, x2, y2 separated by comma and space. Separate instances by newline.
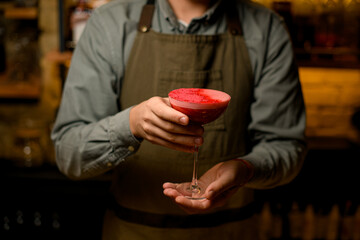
163, 159, 253, 214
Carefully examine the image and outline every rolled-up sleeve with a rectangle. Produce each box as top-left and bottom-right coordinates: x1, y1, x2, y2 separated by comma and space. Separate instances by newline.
51, 9, 141, 180
241, 11, 307, 189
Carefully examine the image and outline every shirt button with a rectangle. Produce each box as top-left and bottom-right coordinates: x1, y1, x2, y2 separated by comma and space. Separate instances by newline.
128, 146, 135, 152
106, 162, 113, 167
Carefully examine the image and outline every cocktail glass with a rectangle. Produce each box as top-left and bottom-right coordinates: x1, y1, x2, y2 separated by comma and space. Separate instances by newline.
168, 88, 231, 200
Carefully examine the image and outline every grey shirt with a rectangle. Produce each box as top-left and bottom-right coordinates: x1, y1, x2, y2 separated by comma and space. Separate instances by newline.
52, 0, 306, 189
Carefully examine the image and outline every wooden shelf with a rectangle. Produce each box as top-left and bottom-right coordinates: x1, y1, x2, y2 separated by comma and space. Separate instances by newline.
0, 73, 41, 99
295, 47, 360, 69
306, 137, 355, 150
4, 7, 38, 20
46, 50, 73, 66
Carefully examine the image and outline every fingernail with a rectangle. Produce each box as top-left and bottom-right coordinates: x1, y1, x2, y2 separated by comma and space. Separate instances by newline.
195, 138, 202, 145
179, 117, 187, 125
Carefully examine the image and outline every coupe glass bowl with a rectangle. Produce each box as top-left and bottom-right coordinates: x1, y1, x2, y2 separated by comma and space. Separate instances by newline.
168, 88, 231, 124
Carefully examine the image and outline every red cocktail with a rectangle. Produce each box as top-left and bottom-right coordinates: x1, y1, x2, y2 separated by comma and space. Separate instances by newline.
168, 88, 231, 199
168, 88, 231, 124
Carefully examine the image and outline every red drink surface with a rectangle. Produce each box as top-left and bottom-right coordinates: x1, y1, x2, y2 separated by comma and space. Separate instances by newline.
168, 88, 231, 124
168, 88, 222, 104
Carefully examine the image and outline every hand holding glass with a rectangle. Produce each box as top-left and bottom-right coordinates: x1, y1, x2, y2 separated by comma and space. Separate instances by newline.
168, 88, 231, 200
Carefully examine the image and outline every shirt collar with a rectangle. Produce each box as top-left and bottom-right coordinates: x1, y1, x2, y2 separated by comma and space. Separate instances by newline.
157, 0, 222, 32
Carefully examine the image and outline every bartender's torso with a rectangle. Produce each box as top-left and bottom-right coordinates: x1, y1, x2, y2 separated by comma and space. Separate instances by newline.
103, 0, 259, 239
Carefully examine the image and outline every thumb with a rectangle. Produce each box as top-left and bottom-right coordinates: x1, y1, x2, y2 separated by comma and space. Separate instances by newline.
163, 98, 189, 126
205, 176, 236, 200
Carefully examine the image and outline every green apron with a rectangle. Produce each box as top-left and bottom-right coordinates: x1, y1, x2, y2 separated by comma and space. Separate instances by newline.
103, 0, 258, 238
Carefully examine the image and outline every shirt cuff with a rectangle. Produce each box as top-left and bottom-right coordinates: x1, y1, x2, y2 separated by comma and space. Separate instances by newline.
108, 107, 141, 160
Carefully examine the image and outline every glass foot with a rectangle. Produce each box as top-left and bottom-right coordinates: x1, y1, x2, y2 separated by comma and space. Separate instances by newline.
176, 182, 206, 200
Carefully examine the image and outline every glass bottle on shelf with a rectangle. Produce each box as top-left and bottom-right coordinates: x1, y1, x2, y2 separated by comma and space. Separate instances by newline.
6, 23, 40, 83
288, 201, 305, 240
302, 204, 315, 240
291, 0, 316, 51
258, 201, 272, 240
69, 0, 92, 48
0, 10, 6, 73
314, 0, 344, 48
339, 200, 356, 240
344, 0, 360, 49
326, 204, 340, 240
354, 203, 360, 240
12, 119, 44, 168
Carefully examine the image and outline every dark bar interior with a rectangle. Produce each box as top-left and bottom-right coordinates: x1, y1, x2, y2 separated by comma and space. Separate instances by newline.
0, 0, 359, 239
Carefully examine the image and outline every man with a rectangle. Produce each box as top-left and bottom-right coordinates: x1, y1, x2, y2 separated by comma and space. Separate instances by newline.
52, 0, 307, 238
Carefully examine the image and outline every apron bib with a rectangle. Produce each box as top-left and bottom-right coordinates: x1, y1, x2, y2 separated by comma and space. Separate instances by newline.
104, 0, 258, 238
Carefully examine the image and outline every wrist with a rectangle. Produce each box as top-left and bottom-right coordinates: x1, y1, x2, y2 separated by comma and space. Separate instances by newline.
129, 106, 140, 138
235, 159, 254, 186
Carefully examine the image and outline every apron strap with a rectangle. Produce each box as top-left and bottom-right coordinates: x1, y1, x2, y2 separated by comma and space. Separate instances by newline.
137, 0, 243, 36
138, 0, 155, 33
224, 0, 244, 36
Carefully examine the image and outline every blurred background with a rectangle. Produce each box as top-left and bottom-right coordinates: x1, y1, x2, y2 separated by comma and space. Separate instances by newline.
0, 0, 359, 239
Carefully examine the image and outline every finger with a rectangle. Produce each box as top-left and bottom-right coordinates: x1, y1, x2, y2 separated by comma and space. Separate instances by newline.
174, 196, 212, 212
145, 124, 203, 147
162, 187, 216, 214
163, 185, 204, 214
163, 188, 195, 214
148, 100, 204, 136
147, 135, 196, 153
152, 117, 204, 136
205, 177, 237, 200
163, 188, 183, 199
149, 97, 190, 126
163, 182, 177, 189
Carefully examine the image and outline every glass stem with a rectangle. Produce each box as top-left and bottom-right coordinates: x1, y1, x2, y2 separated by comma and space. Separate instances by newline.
191, 145, 199, 190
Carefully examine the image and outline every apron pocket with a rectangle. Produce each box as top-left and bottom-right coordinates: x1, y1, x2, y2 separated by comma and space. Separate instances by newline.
157, 70, 225, 131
